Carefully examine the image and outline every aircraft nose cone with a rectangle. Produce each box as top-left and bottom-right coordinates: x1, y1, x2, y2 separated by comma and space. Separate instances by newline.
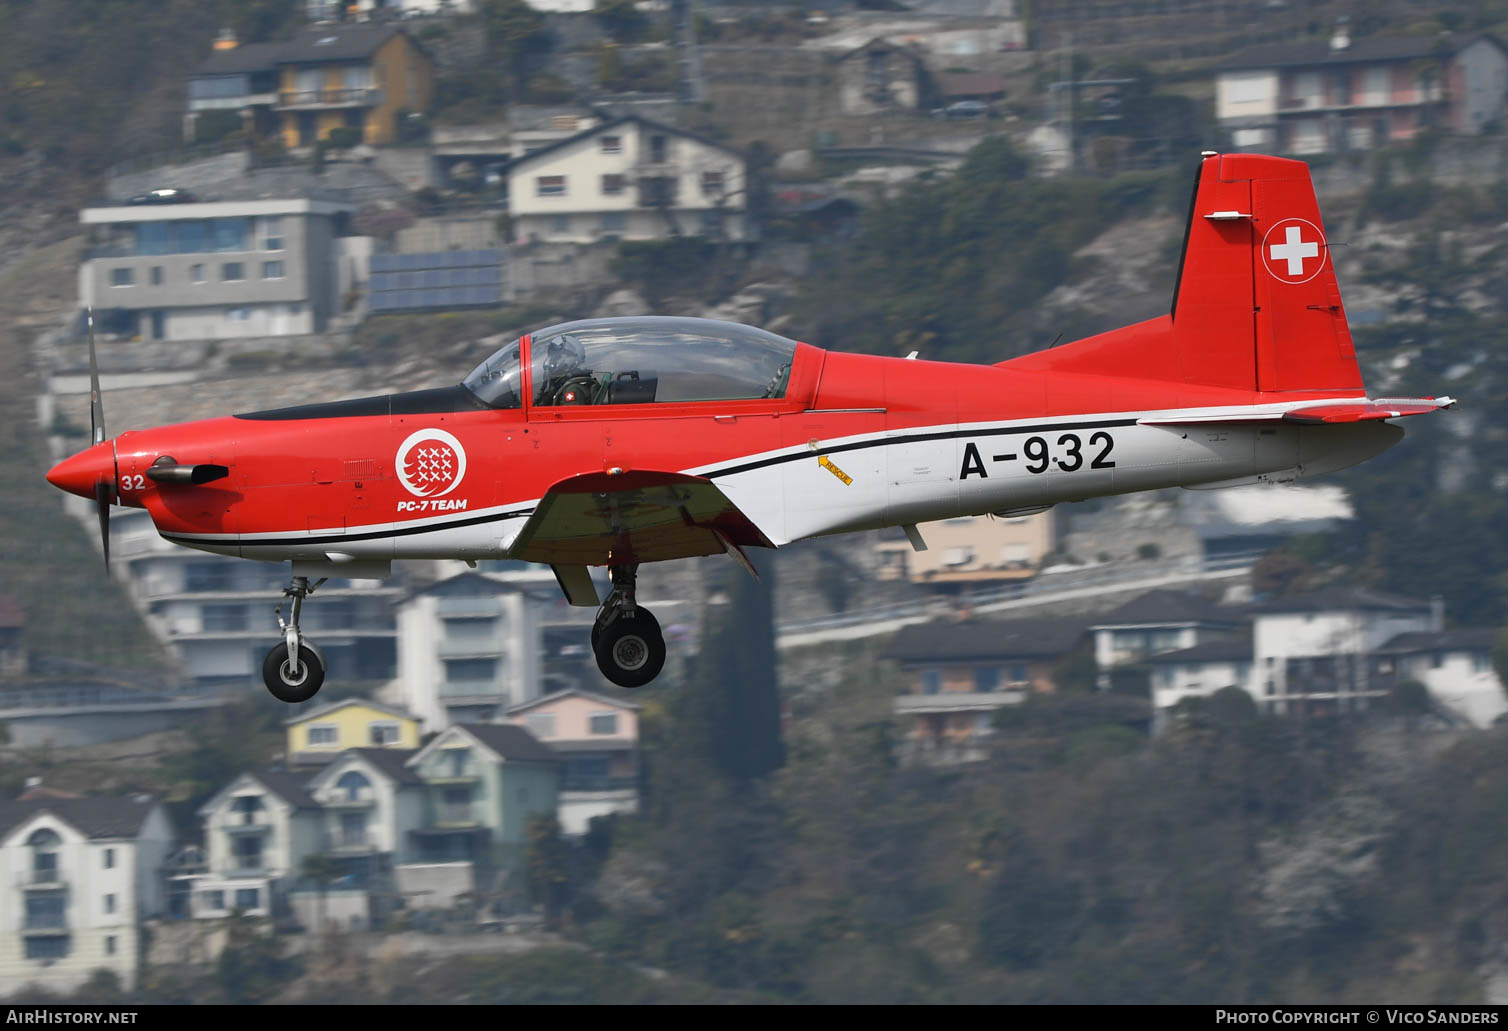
46, 442, 115, 500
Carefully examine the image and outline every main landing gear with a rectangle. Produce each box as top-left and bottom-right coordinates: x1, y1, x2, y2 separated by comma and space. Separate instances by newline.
262, 575, 327, 703
592, 564, 665, 689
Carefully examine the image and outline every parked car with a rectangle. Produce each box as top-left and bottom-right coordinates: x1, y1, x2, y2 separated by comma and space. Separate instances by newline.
125, 188, 196, 205
944, 100, 989, 119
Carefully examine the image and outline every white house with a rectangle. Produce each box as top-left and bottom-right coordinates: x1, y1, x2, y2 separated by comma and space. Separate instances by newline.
393, 572, 544, 733
193, 770, 324, 922
1090, 590, 1246, 690
506, 688, 641, 834
1144, 637, 1254, 730
505, 115, 750, 245
0, 798, 173, 994
1248, 589, 1439, 715
1373, 628, 1505, 728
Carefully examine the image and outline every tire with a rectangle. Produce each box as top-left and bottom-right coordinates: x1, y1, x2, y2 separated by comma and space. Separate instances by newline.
262, 642, 326, 703
593, 610, 665, 689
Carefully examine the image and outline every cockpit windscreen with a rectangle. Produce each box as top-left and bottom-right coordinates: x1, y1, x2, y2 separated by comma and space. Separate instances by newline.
461, 338, 524, 409
527, 317, 797, 408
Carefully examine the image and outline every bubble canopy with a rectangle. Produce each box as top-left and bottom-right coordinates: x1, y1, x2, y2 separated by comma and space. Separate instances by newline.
461, 317, 799, 410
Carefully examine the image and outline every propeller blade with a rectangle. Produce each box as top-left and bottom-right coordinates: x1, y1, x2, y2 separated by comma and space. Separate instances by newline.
94, 478, 111, 567
87, 307, 105, 446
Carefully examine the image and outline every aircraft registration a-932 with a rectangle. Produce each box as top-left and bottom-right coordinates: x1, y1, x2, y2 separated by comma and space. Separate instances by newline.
47, 152, 1454, 702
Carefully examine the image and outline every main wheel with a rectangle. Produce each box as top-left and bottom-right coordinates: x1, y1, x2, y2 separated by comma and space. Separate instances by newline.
262, 642, 326, 703
593, 611, 665, 689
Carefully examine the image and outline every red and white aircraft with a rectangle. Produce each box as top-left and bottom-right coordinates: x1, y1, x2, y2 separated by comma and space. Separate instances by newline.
47, 153, 1452, 701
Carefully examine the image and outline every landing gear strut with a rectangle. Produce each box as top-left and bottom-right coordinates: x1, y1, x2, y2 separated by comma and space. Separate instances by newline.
592, 564, 665, 689
262, 574, 327, 703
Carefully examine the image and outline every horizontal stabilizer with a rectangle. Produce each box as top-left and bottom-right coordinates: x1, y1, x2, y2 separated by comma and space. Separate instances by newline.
1140, 397, 1453, 427
510, 470, 775, 567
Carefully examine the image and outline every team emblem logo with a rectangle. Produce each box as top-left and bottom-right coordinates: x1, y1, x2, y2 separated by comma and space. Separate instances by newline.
1261, 217, 1326, 284
396, 429, 467, 498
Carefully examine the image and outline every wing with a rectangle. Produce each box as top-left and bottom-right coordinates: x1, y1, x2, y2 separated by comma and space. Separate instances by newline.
508, 470, 776, 567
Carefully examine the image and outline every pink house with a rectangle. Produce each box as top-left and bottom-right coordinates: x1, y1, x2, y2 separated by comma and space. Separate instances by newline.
505, 688, 640, 834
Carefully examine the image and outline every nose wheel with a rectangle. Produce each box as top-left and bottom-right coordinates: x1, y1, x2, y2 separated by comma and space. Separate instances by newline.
262, 575, 327, 703
592, 565, 665, 689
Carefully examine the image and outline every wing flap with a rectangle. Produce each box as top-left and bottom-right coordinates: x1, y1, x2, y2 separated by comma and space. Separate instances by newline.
509, 470, 774, 567
1140, 396, 1455, 427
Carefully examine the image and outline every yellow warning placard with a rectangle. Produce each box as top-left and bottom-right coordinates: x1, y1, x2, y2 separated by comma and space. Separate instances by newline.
818, 455, 852, 485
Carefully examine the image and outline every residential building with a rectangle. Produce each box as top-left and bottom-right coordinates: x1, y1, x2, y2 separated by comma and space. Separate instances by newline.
1090, 590, 1246, 689
397, 724, 559, 908
393, 572, 543, 733
1144, 636, 1254, 729
292, 748, 427, 932
1372, 628, 1505, 728
193, 770, 324, 922
0, 798, 173, 994
273, 23, 435, 148
506, 689, 641, 834
107, 509, 398, 691
1215, 30, 1508, 154
0, 598, 24, 677
935, 72, 1007, 106
834, 39, 930, 116
874, 509, 1058, 585
884, 617, 1087, 764
79, 198, 358, 342
285, 698, 421, 766
505, 116, 751, 245
183, 35, 283, 144
1248, 588, 1440, 716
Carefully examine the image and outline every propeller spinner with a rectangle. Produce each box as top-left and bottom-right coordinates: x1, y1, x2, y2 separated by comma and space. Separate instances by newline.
45, 308, 118, 566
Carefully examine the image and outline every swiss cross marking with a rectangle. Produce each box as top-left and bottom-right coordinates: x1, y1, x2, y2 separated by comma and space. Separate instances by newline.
1269, 226, 1318, 276
1261, 218, 1327, 284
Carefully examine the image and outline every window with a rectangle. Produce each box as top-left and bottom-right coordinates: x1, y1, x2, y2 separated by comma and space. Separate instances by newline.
701, 170, 725, 196
262, 217, 283, 251
25, 893, 65, 930
551, 214, 569, 233
921, 670, 942, 695
308, 725, 338, 746
444, 658, 496, 683
103, 848, 114, 870
460, 337, 523, 409
234, 888, 260, 911
649, 134, 668, 163
104, 894, 116, 914
1432, 652, 1444, 669
202, 604, 247, 632
527, 713, 556, 738
369, 722, 401, 745
25, 937, 69, 961
191, 263, 206, 283
110, 268, 134, 287
442, 749, 472, 777
536, 175, 566, 196
700, 211, 722, 235
445, 617, 496, 640
228, 308, 250, 322
339, 812, 368, 847
28, 829, 60, 882
203, 890, 226, 911
335, 770, 371, 801
601, 173, 625, 195
106, 936, 116, 956
589, 712, 618, 735
601, 212, 627, 233
222, 262, 244, 281
150, 265, 164, 285
232, 835, 262, 871
231, 795, 264, 825
974, 667, 1000, 693
261, 260, 285, 279
1008, 664, 1030, 685
600, 135, 622, 154
527, 318, 798, 407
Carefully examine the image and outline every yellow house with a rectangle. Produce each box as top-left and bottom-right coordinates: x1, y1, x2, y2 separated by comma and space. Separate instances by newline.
272, 22, 434, 149
286, 697, 422, 764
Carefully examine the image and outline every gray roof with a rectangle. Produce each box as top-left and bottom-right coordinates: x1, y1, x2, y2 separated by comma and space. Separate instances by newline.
1249, 588, 1430, 616
883, 617, 1087, 664
251, 769, 319, 810
347, 748, 424, 785
507, 114, 746, 174
507, 687, 642, 715
0, 796, 157, 840
1376, 629, 1498, 655
1216, 32, 1500, 72
1094, 590, 1243, 629
1144, 638, 1254, 665
459, 724, 560, 765
274, 23, 407, 66
193, 41, 284, 76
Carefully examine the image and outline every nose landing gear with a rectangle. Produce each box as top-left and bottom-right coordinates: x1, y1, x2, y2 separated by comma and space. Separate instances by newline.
262, 575, 327, 703
592, 564, 665, 689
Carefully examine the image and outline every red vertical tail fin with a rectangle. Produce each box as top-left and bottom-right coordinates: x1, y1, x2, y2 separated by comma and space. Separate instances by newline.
1004, 153, 1364, 398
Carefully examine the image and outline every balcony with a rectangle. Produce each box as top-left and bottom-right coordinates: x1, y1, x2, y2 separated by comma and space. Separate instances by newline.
436, 598, 502, 618
320, 794, 376, 809
894, 690, 1026, 716
434, 804, 477, 827
438, 681, 502, 701
437, 638, 505, 659
220, 820, 274, 835
22, 916, 69, 936
328, 834, 377, 856
276, 87, 382, 110
16, 871, 66, 890
562, 776, 639, 794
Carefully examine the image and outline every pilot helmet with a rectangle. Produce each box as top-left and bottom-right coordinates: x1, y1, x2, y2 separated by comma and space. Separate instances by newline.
543, 334, 586, 378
